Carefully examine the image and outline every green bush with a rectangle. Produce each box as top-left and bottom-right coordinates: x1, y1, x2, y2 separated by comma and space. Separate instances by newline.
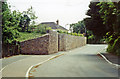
88, 35, 95, 39
107, 36, 120, 55
106, 35, 114, 44
34, 25, 46, 34
71, 33, 78, 36
57, 29, 68, 34
68, 33, 72, 35
112, 36, 120, 55
105, 32, 119, 44
57, 30, 63, 33
63, 31, 68, 34
107, 44, 114, 53
46, 27, 52, 31
78, 34, 84, 37
2, 2, 21, 44
57, 29, 84, 37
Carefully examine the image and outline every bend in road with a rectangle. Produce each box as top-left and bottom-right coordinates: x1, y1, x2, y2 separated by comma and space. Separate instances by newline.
30, 44, 119, 77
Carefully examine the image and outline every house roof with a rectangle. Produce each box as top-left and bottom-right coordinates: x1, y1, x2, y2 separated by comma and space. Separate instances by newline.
41, 22, 68, 31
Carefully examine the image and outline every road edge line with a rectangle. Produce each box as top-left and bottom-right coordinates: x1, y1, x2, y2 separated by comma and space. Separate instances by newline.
25, 53, 65, 79
98, 51, 120, 69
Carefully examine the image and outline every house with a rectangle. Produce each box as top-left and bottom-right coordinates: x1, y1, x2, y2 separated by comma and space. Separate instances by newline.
40, 20, 68, 31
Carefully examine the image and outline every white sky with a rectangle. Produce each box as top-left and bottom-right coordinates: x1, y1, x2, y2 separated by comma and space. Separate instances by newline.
7, 0, 90, 29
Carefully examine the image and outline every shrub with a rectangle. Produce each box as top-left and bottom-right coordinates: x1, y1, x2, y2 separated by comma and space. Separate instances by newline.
63, 31, 66, 33
112, 36, 120, 55
88, 35, 95, 39
68, 33, 72, 35
78, 34, 84, 37
46, 27, 52, 31
107, 36, 120, 55
57, 30, 63, 33
105, 33, 119, 44
107, 44, 114, 53
57, 29, 84, 37
71, 33, 78, 36
34, 25, 46, 34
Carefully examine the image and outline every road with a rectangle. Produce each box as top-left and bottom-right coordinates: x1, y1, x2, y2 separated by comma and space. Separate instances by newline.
1, 44, 119, 78
1, 55, 54, 77
30, 44, 119, 77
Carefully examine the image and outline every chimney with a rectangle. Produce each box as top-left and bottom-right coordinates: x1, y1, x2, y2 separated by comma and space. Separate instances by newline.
56, 20, 59, 25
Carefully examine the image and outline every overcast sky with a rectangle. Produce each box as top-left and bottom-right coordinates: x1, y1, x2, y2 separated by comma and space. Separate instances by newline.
8, 0, 90, 29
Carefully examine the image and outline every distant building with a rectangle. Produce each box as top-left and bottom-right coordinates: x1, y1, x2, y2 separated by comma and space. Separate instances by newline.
40, 20, 68, 31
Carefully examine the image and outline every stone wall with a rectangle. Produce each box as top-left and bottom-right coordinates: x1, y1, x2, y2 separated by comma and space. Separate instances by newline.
20, 30, 58, 55
58, 34, 86, 51
20, 34, 49, 55
48, 30, 58, 54
20, 31, 86, 55
58, 34, 66, 51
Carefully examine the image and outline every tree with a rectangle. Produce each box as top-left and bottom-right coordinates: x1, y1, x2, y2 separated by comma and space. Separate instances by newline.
70, 20, 86, 34
2, 1, 38, 44
98, 2, 120, 33
84, 2, 108, 41
19, 15, 31, 32
2, 1, 21, 44
19, 6, 38, 32
98, 2, 120, 55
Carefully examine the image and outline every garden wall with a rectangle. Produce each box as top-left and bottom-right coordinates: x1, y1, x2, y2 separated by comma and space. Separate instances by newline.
2, 44, 20, 58
20, 31, 86, 55
20, 30, 58, 55
48, 30, 58, 54
58, 34, 86, 51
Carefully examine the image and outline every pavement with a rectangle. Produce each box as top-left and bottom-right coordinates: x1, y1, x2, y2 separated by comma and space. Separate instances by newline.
30, 44, 120, 77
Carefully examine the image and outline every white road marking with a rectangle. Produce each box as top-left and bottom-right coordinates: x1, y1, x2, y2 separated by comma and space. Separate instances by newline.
0, 53, 64, 78
98, 47, 120, 69
98, 52, 120, 69
25, 53, 65, 79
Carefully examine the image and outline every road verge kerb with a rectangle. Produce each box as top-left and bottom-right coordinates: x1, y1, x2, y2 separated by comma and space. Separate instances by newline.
25, 53, 65, 79
26, 46, 86, 78
98, 49, 120, 69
